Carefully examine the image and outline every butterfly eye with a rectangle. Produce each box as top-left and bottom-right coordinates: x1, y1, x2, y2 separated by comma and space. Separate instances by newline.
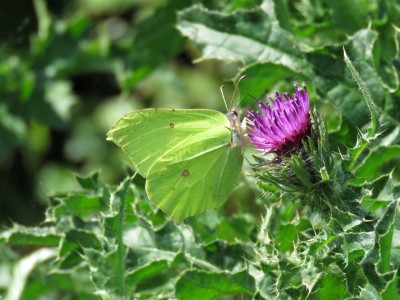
230, 108, 238, 116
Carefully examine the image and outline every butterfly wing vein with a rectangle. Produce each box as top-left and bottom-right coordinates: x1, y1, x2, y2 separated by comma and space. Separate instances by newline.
107, 109, 243, 222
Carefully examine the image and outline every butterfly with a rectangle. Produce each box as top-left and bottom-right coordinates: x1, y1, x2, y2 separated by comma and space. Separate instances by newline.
107, 77, 246, 223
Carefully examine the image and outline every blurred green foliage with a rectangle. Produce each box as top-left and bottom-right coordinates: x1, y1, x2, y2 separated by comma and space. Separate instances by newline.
0, 0, 400, 298
0, 0, 237, 224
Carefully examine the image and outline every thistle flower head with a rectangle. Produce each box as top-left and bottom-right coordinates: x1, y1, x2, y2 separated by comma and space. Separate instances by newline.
247, 83, 356, 218
246, 82, 310, 155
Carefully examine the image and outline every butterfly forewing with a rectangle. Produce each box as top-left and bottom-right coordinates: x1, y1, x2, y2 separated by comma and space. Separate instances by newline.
107, 109, 231, 177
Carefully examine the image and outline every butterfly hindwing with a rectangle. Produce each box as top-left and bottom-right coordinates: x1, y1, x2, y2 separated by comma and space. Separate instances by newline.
146, 136, 243, 223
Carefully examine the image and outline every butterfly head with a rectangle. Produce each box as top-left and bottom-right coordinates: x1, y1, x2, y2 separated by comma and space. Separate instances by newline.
225, 107, 239, 125
229, 107, 238, 116
220, 76, 247, 148
226, 108, 246, 148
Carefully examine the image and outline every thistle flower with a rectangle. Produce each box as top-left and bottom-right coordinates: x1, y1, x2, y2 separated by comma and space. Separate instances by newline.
247, 83, 358, 217
246, 82, 310, 156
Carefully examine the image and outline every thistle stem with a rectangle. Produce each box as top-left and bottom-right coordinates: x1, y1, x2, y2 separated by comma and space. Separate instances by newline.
343, 49, 379, 138
343, 49, 380, 171
348, 141, 369, 171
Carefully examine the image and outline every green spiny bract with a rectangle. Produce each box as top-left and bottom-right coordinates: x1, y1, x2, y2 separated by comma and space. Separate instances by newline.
251, 110, 359, 218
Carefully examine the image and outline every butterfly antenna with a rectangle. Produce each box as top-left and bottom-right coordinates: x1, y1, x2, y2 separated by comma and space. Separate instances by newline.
246, 93, 258, 102
220, 85, 229, 111
237, 93, 258, 110
230, 75, 247, 109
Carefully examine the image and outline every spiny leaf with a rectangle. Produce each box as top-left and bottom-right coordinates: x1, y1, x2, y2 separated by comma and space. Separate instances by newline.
177, 5, 313, 77
75, 172, 100, 190
352, 145, 400, 185
0, 226, 60, 246
175, 269, 255, 300
361, 201, 398, 295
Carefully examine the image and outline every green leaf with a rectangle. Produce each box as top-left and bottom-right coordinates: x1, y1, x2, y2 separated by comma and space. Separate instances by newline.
60, 194, 105, 218
84, 248, 127, 299
125, 260, 169, 290
382, 0, 400, 23
342, 232, 375, 261
65, 229, 102, 250
124, 257, 186, 295
0, 226, 60, 246
374, 24, 399, 92
309, 29, 384, 130
202, 241, 252, 271
123, 221, 206, 268
326, 1, 367, 33
20, 71, 36, 101
177, 5, 313, 77
358, 284, 381, 299
361, 174, 397, 216
238, 63, 294, 101
121, 0, 188, 89
214, 215, 256, 243
275, 223, 298, 252
175, 269, 255, 300
75, 172, 100, 190
352, 146, 400, 185
21, 272, 96, 300
0, 104, 28, 156
361, 201, 398, 295
5, 248, 57, 300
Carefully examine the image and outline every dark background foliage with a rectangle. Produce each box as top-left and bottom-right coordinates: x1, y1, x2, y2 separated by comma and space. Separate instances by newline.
0, 0, 230, 225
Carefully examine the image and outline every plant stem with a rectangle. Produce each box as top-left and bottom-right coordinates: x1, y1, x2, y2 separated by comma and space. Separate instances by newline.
115, 180, 130, 298
343, 49, 379, 138
343, 49, 380, 171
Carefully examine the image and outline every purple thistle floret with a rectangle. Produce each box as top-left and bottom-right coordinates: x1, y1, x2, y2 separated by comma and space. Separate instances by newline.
246, 82, 310, 155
